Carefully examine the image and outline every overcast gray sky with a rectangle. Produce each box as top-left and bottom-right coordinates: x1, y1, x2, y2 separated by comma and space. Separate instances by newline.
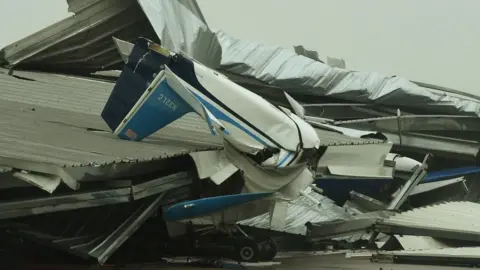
0, 0, 479, 95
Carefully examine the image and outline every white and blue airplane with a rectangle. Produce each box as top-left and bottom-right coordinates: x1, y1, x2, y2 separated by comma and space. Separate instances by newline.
101, 37, 480, 261
101, 37, 325, 262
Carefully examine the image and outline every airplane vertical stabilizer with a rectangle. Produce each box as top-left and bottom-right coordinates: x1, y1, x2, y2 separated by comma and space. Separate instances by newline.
101, 38, 193, 141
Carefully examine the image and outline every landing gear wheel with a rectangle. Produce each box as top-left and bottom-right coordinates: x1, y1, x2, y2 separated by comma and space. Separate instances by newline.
234, 238, 261, 262
259, 238, 278, 261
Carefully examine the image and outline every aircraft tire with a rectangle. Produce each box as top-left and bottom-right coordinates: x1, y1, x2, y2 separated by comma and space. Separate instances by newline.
258, 238, 277, 261
233, 238, 261, 262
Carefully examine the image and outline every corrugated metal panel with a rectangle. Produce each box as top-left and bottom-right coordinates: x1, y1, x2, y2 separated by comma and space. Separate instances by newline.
378, 201, 480, 236
0, 68, 220, 145
383, 130, 480, 159
0, 0, 157, 73
0, 68, 112, 114
0, 69, 222, 167
0, 98, 217, 167
238, 191, 353, 235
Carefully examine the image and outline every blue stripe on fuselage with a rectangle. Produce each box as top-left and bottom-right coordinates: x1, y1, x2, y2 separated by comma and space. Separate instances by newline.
277, 152, 293, 167
188, 89, 269, 147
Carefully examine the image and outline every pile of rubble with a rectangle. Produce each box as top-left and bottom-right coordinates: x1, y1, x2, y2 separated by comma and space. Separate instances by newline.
0, 0, 479, 268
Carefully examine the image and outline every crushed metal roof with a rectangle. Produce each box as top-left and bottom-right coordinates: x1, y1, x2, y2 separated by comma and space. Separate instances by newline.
377, 201, 480, 241
0, 0, 157, 73
238, 190, 353, 235
238, 189, 378, 242
0, 99, 215, 167
3, 0, 480, 121
0, 68, 220, 167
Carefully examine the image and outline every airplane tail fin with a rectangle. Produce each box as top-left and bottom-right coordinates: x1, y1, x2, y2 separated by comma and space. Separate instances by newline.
101, 38, 193, 141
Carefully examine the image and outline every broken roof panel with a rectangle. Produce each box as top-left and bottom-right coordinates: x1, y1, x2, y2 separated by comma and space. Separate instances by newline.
215, 32, 480, 117
377, 201, 480, 242
0, 0, 158, 73
2, 0, 479, 118
132, 0, 480, 117
183, 1, 480, 117
238, 189, 353, 235
0, 68, 112, 114
0, 98, 216, 167
0, 69, 221, 168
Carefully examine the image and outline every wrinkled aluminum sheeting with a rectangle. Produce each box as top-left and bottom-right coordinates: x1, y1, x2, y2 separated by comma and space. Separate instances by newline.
238, 189, 353, 236
217, 31, 480, 116
139, 0, 480, 117
137, 0, 222, 68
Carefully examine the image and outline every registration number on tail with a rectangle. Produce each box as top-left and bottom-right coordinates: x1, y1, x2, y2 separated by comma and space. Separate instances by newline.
158, 94, 178, 111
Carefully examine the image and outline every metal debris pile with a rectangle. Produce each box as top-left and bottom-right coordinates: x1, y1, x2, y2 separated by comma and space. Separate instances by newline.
0, 0, 479, 268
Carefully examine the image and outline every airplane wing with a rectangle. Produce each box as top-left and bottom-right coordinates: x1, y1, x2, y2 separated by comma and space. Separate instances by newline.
315, 165, 480, 204
315, 166, 480, 184
164, 192, 274, 222
423, 166, 480, 183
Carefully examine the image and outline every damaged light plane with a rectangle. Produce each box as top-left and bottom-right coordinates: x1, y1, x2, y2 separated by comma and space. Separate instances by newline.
100, 37, 393, 262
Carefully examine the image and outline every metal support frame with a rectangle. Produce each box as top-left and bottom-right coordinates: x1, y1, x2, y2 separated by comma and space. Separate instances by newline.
91, 193, 166, 265
396, 109, 403, 145
305, 218, 378, 242
387, 154, 430, 210
366, 154, 430, 246
0, 171, 193, 220
6, 186, 191, 265
349, 191, 387, 212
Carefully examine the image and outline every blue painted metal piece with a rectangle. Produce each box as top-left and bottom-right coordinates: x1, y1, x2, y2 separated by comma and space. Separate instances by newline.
102, 37, 170, 133
423, 166, 480, 183
164, 192, 274, 221
116, 80, 193, 141
315, 166, 480, 205
103, 37, 285, 149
